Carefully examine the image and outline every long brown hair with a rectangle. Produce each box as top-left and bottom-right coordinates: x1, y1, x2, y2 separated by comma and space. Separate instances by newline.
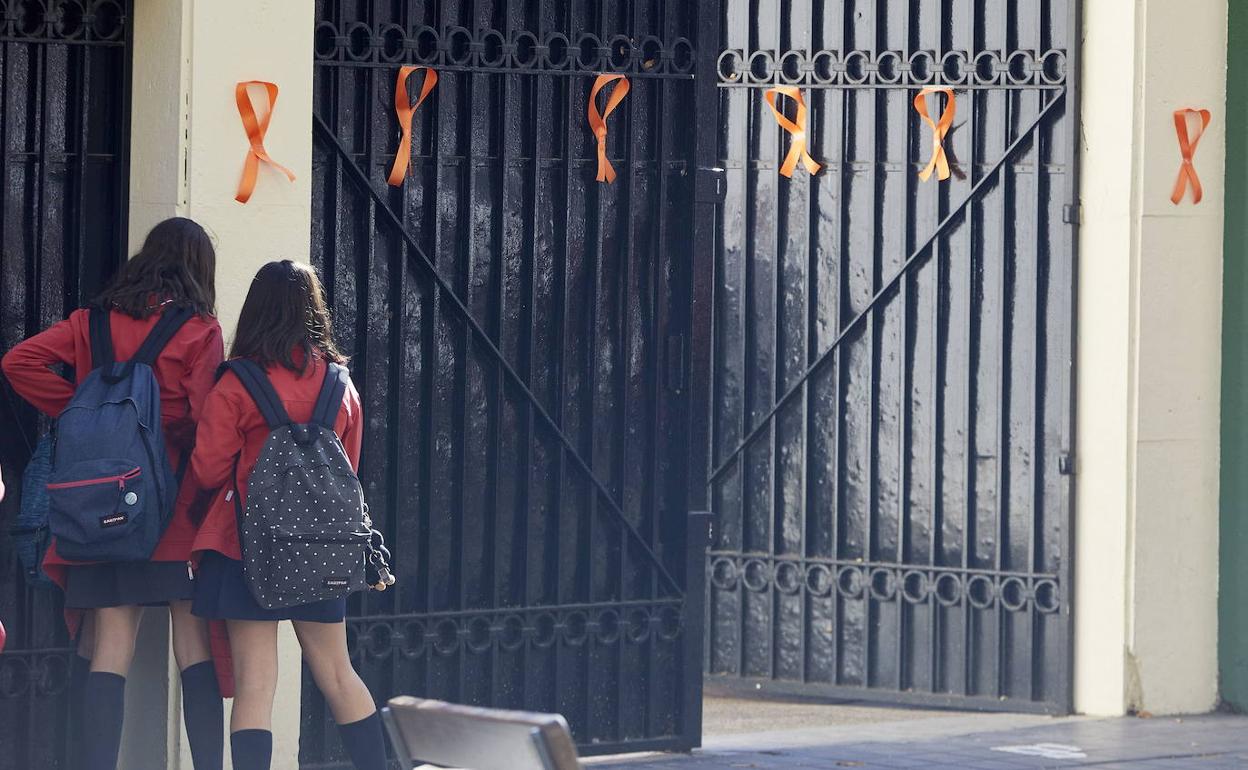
95, 217, 216, 317
230, 260, 345, 374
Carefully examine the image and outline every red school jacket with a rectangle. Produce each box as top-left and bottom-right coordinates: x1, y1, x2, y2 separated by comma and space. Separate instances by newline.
189, 349, 364, 564
1, 306, 224, 591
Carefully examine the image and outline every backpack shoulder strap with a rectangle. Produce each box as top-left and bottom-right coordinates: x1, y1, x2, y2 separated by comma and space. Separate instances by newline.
88, 307, 115, 370
311, 362, 349, 430
132, 305, 195, 366
222, 359, 291, 429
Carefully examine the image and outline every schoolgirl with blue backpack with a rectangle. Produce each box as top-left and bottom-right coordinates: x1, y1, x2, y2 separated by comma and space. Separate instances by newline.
189, 260, 391, 770
1, 217, 226, 770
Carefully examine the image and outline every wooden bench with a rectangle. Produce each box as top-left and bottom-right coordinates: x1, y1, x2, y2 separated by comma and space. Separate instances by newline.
382, 696, 583, 770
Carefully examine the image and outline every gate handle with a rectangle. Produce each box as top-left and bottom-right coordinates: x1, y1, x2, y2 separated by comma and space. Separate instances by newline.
1171, 107, 1211, 205
387, 66, 439, 187
914, 86, 956, 182
588, 74, 630, 183
234, 81, 296, 204
764, 86, 821, 178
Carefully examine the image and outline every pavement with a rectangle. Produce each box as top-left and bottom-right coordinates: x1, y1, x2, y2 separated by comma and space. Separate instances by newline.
591, 697, 1248, 769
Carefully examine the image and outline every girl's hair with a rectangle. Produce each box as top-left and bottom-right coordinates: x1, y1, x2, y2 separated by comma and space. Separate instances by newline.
94, 217, 216, 317
230, 260, 346, 374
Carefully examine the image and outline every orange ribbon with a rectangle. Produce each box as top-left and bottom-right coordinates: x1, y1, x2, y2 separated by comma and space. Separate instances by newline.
914, 87, 956, 182
588, 74, 630, 183
764, 86, 821, 178
234, 81, 296, 204
1171, 107, 1212, 205
386, 66, 439, 187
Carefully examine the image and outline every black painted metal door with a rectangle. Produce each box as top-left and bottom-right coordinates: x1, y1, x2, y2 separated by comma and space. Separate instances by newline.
705, 1, 1079, 712
0, 2, 132, 768
305, 1, 718, 764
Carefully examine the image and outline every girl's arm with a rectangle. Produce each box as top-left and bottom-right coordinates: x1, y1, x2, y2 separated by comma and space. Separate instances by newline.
0, 317, 78, 417
190, 382, 245, 491
167, 322, 225, 450
343, 380, 364, 473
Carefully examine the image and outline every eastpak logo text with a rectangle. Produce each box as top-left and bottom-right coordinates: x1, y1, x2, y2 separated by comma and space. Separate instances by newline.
323, 577, 349, 588
100, 513, 128, 529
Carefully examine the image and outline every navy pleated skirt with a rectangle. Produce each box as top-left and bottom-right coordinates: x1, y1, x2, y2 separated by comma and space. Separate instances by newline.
64, 561, 195, 608
191, 551, 346, 623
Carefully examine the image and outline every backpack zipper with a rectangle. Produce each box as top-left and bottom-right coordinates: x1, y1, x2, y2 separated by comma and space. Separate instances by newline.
47, 467, 141, 490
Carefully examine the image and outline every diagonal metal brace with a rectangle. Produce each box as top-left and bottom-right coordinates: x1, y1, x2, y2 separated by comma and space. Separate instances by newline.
709, 89, 1067, 484
313, 115, 683, 597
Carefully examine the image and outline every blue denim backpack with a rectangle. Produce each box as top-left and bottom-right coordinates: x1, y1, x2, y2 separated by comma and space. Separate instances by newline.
45, 306, 192, 562
11, 433, 54, 587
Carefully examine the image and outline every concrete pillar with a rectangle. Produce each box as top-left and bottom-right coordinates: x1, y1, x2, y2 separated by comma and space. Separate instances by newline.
1076, 0, 1226, 715
124, 1, 313, 767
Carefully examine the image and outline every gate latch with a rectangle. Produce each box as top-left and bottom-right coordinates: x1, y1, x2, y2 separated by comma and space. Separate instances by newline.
695, 166, 727, 204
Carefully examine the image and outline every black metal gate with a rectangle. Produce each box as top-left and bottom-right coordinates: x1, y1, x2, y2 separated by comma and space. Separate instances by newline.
304, 1, 718, 764
705, 1, 1079, 712
0, 1, 133, 768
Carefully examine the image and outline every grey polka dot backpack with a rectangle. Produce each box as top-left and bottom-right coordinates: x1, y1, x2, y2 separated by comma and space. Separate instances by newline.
223, 358, 372, 610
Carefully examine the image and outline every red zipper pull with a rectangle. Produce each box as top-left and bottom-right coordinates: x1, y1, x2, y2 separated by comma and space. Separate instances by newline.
119, 468, 141, 489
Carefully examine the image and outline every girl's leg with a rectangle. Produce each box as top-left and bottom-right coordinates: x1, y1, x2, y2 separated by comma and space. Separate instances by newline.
70, 611, 94, 770
170, 601, 222, 770
225, 619, 278, 770
84, 605, 142, 770
293, 620, 385, 770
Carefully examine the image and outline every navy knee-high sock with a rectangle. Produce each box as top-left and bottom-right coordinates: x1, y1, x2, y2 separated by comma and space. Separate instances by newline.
336, 711, 387, 770
180, 662, 223, 770
69, 655, 91, 770
82, 672, 126, 770
230, 729, 272, 770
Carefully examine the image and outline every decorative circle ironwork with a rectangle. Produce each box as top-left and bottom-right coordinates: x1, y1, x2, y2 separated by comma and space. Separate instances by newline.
671, 38, 695, 73
658, 605, 682, 641
596, 609, 621, 644
411, 25, 439, 62
710, 557, 739, 591
543, 33, 570, 69
774, 560, 802, 595
742, 559, 771, 592
446, 26, 473, 65
498, 615, 525, 650
400, 620, 427, 658
513, 31, 540, 68
934, 572, 962, 606
901, 570, 928, 603
626, 608, 652, 643
90, 0, 124, 40
607, 34, 633, 70
53, 0, 86, 38
843, 50, 868, 84
0, 652, 73, 700
868, 568, 897, 601
466, 616, 493, 653
345, 21, 372, 61
909, 50, 934, 84
532, 612, 558, 648
364, 622, 394, 658
999, 577, 1029, 612
1034, 579, 1060, 614
806, 564, 834, 596
16, 0, 46, 37
717, 49, 744, 82
1040, 49, 1066, 85
974, 51, 1001, 84
479, 29, 506, 67
747, 50, 775, 84
811, 50, 838, 83
434, 618, 461, 655
1006, 50, 1035, 85
875, 51, 902, 84
836, 566, 865, 599
967, 575, 996, 609
940, 50, 969, 85
563, 611, 589, 647
778, 50, 806, 84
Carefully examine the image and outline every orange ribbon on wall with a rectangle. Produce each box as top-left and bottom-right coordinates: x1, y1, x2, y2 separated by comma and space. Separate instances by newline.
764, 86, 821, 178
387, 66, 439, 187
1171, 107, 1212, 205
588, 74, 630, 183
914, 87, 956, 182
234, 81, 296, 204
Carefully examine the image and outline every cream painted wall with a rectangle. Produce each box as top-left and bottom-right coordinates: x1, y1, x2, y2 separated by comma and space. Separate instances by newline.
1076, 0, 1226, 715
126, 1, 314, 768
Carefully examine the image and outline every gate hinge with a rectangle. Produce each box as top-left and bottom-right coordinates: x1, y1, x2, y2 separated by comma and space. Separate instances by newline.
695, 166, 727, 204
1058, 452, 1075, 475
1062, 204, 1081, 225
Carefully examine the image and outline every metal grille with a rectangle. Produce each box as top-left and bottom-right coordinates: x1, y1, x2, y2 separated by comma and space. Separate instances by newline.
705, 0, 1078, 713
303, 1, 717, 764
0, 1, 132, 768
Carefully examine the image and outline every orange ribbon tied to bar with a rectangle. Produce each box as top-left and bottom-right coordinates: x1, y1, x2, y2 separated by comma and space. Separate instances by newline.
234, 81, 296, 204
764, 86, 821, 178
588, 74, 630, 183
1171, 107, 1212, 205
914, 87, 956, 182
387, 66, 439, 187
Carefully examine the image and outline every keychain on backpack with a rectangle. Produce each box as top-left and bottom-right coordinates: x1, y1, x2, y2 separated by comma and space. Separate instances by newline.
362, 504, 395, 591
